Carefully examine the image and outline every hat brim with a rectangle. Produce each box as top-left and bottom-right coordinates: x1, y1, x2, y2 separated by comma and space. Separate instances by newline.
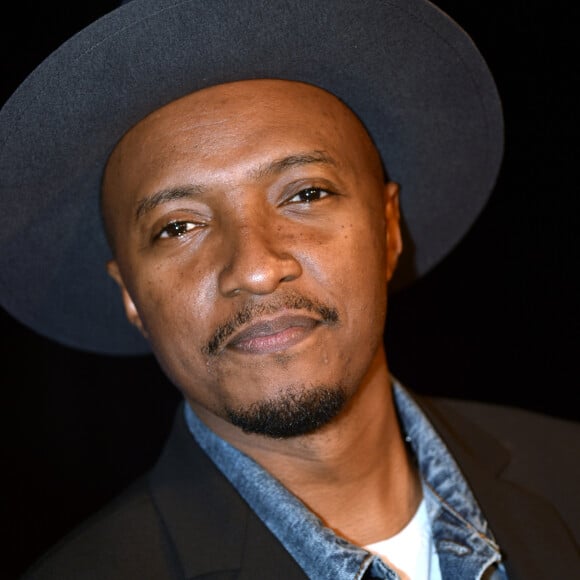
0, 0, 503, 355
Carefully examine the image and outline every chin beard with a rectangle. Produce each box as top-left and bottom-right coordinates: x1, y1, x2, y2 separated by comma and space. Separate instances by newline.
225, 384, 347, 439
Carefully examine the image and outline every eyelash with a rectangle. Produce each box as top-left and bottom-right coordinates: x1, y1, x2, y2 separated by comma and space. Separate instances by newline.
156, 221, 200, 240
286, 187, 332, 204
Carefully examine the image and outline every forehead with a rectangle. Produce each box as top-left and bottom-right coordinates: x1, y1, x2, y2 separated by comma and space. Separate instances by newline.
117, 80, 376, 154
136, 79, 358, 130
103, 79, 383, 197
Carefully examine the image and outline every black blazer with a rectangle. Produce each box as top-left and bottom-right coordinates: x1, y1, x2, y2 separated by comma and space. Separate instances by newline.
23, 394, 579, 579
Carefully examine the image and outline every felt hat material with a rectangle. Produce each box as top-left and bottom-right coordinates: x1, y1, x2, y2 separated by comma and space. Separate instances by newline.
0, 0, 503, 354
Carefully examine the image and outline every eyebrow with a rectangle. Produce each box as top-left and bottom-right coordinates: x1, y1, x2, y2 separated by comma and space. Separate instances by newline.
135, 184, 206, 221
134, 150, 336, 221
250, 150, 337, 180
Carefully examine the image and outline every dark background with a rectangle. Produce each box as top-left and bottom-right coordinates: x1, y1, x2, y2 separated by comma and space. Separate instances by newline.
1, 1, 578, 578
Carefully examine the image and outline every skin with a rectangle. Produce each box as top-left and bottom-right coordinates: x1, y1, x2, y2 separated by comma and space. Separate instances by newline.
102, 79, 419, 545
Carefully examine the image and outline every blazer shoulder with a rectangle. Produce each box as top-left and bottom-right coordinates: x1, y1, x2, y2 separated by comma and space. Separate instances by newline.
21, 477, 178, 580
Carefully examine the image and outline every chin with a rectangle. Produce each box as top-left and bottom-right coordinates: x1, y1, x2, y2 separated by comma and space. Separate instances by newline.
225, 382, 348, 439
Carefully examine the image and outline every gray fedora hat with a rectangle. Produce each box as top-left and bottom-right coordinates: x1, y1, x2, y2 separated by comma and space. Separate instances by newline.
0, 0, 503, 355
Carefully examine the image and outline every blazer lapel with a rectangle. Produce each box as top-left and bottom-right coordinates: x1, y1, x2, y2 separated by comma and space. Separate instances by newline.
149, 404, 306, 579
416, 395, 579, 579
237, 509, 308, 580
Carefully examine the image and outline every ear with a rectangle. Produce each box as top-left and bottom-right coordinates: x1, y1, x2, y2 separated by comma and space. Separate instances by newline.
384, 181, 402, 282
106, 260, 149, 338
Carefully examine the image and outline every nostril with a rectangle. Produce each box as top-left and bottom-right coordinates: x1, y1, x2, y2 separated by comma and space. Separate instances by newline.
281, 273, 298, 283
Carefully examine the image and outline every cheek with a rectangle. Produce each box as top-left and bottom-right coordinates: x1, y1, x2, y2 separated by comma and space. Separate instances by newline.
128, 260, 216, 359
132, 271, 226, 408
333, 219, 388, 329
311, 216, 387, 293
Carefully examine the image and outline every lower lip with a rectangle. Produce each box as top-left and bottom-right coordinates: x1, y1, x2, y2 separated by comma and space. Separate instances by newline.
228, 324, 318, 355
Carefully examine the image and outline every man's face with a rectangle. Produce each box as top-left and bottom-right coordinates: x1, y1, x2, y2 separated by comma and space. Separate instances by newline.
102, 79, 401, 437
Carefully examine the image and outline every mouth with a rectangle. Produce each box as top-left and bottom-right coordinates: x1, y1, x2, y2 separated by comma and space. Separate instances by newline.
226, 313, 321, 355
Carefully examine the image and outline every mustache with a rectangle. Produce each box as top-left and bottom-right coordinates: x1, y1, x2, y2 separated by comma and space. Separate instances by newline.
202, 292, 339, 356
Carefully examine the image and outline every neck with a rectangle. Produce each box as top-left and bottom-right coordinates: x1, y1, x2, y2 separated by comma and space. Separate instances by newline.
190, 349, 421, 545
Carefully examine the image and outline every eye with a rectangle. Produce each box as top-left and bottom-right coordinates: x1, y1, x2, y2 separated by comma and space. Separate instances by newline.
287, 187, 332, 204
156, 220, 198, 239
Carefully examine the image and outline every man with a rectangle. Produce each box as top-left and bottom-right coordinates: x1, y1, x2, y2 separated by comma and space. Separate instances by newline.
0, 1, 578, 578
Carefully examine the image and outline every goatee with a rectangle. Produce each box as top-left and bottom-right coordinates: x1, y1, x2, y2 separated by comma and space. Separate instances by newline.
226, 384, 347, 438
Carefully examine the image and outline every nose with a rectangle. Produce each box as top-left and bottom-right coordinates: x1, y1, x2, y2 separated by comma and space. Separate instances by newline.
218, 220, 303, 297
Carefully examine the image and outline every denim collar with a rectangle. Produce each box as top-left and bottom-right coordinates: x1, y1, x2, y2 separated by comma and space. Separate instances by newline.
184, 380, 506, 579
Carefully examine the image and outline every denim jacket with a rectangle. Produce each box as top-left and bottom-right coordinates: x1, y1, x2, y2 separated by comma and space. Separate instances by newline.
184, 380, 508, 579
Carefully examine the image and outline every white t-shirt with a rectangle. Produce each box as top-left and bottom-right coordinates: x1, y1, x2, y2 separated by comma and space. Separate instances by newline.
364, 499, 441, 580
